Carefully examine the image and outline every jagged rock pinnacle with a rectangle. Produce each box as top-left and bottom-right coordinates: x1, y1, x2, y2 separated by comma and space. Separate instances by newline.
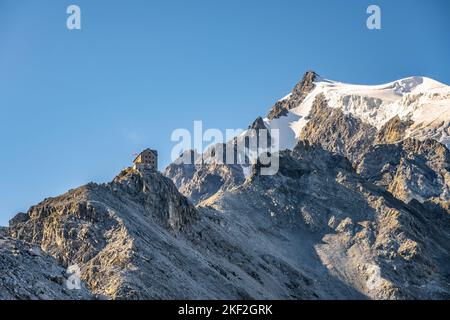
267, 71, 319, 120
292, 71, 318, 96
249, 116, 267, 130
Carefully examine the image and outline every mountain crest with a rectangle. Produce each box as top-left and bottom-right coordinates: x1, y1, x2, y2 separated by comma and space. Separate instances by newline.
267, 71, 319, 119
292, 70, 319, 96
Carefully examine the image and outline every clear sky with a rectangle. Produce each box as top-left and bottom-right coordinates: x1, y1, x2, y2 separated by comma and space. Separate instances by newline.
0, 0, 449, 225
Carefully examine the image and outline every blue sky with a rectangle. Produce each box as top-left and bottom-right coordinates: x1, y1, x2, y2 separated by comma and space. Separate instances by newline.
0, 0, 449, 225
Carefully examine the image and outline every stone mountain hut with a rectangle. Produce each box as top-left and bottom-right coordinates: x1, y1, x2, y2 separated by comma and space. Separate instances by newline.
133, 148, 158, 171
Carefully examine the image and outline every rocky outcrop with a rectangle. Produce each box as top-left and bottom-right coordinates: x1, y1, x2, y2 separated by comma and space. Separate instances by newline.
219, 142, 450, 299
164, 143, 247, 205
357, 138, 450, 209
9, 168, 200, 299
0, 236, 92, 299
249, 116, 267, 131
267, 71, 318, 119
0, 227, 8, 238
295, 94, 449, 209
9, 212, 30, 227
299, 94, 377, 162
164, 161, 245, 204
375, 116, 414, 144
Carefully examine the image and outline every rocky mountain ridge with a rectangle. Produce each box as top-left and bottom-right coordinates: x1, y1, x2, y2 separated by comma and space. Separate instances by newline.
166, 72, 450, 208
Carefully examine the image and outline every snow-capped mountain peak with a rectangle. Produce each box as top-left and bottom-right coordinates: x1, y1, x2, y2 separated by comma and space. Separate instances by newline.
264, 72, 450, 150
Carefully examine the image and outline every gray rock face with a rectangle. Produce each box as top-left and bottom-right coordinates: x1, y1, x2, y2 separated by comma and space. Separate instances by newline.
164, 160, 245, 205
268, 71, 318, 120
0, 236, 92, 300
295, 92, 450, 208
299, 94, 378, 162
374, 116, 414, 144
226, 143, 450, 299
9, 168, 200, 299
164, 116, 272, 205
0, 227, 8, 238
357, 138, 450, 210
249, 116, 267, 131
9, 212, 30, 227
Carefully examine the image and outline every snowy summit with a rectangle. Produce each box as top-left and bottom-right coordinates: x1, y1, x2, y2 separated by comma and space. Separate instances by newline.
262, 73, 450, 150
